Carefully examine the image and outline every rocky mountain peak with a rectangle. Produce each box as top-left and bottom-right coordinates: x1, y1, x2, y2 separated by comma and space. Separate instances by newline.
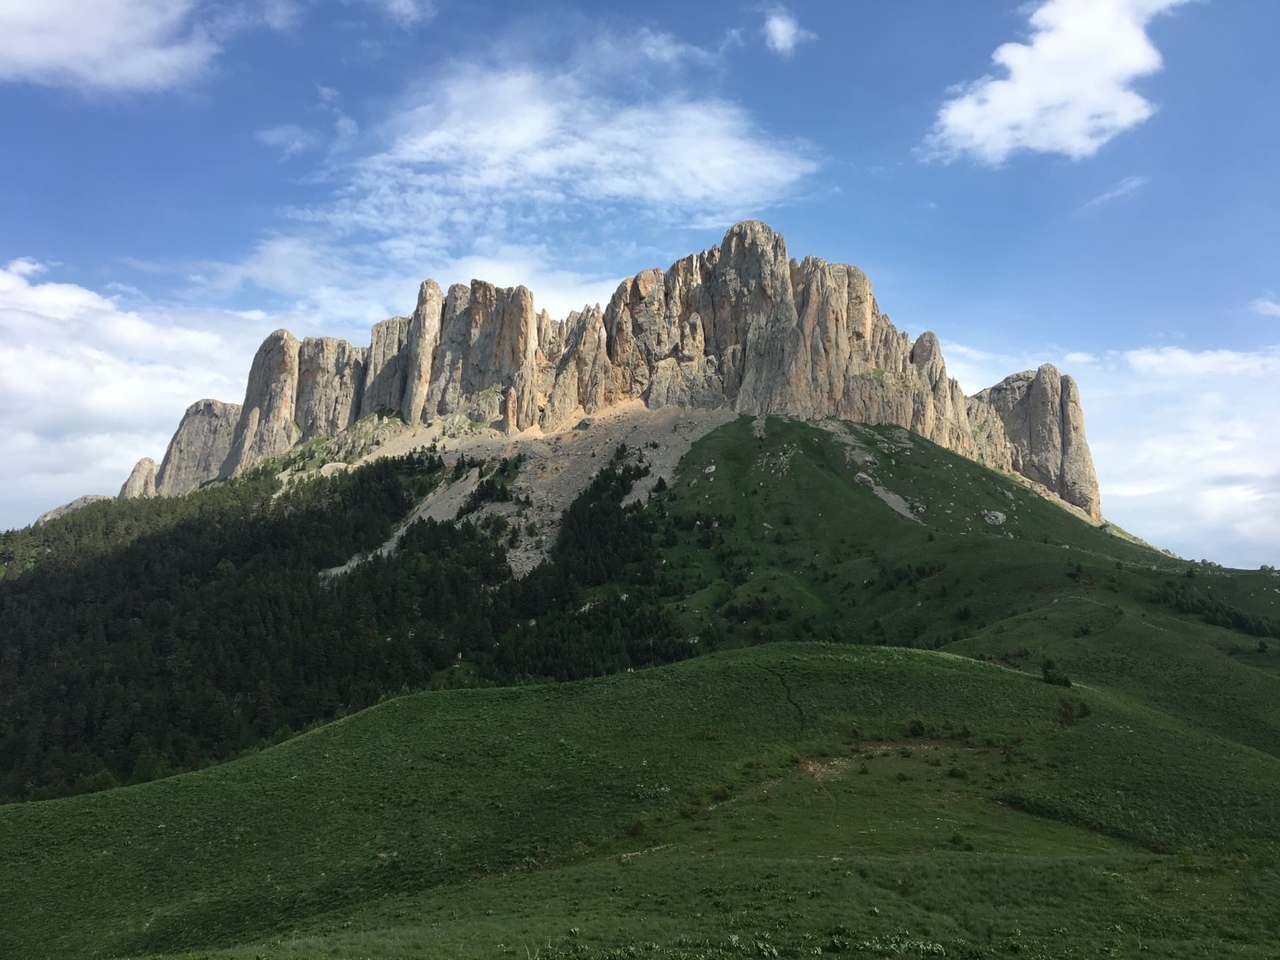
115, 222, 1103, 519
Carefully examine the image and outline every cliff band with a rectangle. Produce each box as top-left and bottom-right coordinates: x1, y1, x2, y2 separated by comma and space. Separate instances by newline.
120, 222, 1102, 519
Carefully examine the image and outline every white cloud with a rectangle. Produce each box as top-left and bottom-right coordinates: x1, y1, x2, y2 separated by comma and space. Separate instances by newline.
1249, 297, 1280, 318
0, 0, 305, 93
943, 338, 1280, 569
923, 0, 1193, 165
1126, 345, 1280, 377
627, 27, 721, 67
0, 0, 218, 92
0, 260, 277, 530
1083, 174, 1148, 208
202, 49, 818, 322
256, 124, 321, 159
5, 257, 46, 279
202, 233, 626, 329
762, 7, 815, 57
327, 66, 816, 237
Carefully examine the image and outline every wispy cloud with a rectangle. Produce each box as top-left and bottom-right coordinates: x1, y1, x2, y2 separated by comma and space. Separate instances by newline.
345, 0, 436, 29
922, 0, 1194, 165
202, 38, 819, 322
762, 7, 816, 57
631, 27, 722, 67
256, 124, 321, 159
1083, 174, 1148, 208
1250, 297, 1280, 318
1126, 345, 1280, 377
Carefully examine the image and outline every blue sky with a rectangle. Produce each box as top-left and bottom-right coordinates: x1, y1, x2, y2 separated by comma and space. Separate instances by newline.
1, 0, 1277, 566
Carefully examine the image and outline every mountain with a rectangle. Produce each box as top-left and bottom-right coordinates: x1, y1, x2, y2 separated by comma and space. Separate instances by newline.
113, 221, 1100, 519
2, 414, 1279, 960
15, 223, 1280, 960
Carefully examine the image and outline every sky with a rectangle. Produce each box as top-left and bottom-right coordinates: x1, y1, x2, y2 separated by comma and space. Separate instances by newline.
0, 0, 1277, 567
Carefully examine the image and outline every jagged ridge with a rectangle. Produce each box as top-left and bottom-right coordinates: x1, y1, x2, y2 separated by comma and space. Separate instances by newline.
120, 221, 1101, 518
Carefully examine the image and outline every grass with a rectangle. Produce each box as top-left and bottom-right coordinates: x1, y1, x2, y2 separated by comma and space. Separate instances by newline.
4, 415, 1280, 958
3, 645, 1280, 959
657, 418, 1280, 763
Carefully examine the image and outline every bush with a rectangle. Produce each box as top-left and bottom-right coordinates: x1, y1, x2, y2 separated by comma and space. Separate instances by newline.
1041, 659, 1072, 687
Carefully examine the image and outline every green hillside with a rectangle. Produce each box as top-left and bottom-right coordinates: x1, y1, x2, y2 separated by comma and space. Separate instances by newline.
3, 415, 1279, 959
656, 418, 1280, 760
4, 643, 1279, 960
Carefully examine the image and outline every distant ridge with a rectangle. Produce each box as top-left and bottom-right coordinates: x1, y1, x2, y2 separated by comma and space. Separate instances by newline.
113, 221, 1100, 518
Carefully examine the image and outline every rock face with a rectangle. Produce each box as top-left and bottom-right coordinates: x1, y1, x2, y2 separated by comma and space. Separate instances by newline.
971, 365, 1102, 519
119, 458, 157, 499
121, 221, 1103, 517
361, 318, 410, 419
221, 329, 304, 479
154, 399, 242, 497
296, 338, 366, 441
36, 494, 112, 525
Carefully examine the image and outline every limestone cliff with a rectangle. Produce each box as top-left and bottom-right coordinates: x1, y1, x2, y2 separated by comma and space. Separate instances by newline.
971, 365, 1102, 519
119, 221, 1103, 518
154, 399, 242, 497
220, 329, 304, 479
296, 338, 366, 441
119, 458, 157, 499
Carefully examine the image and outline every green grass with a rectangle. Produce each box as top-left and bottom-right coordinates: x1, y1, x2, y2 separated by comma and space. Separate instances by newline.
4, 645, 1280, 959
5, 415, 1280, 959
657, 418, 1280, 761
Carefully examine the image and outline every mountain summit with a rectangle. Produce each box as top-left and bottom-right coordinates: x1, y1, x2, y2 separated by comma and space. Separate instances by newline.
119, 222, 1100, 518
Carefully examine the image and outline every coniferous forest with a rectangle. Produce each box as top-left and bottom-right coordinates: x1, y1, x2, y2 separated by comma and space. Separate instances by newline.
0, 447, 686, 801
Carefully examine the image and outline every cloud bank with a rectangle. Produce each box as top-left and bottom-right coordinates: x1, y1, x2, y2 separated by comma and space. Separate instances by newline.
0, 259, 273, 528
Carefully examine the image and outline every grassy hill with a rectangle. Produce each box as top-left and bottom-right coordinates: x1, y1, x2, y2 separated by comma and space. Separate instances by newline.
3, 415, 1279, 959
4, 643, 1279, 960
656, 418, 1280, 760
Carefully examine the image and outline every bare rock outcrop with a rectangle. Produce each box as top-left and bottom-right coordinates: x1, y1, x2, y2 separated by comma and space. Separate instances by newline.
119, 457, 158, 499
221, 329, 303, 479
36, 494, 112, 525
296, 338, 366, 441
401, 280, 444, 425
972, 364, 1102, 519
155, 399, 241, 497
361, 317, 411, 418
111, 220, 1103, 519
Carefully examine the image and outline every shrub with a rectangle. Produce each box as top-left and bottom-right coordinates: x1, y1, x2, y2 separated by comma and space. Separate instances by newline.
1041, 659, 1072, 687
